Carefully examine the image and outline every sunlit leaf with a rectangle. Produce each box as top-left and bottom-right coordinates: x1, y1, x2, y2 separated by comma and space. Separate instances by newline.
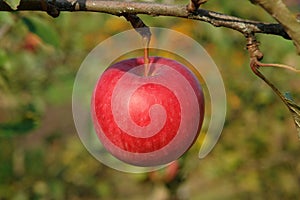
3, 0, 21, 10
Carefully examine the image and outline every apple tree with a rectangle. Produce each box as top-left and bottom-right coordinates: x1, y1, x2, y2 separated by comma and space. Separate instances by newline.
0, 0, 300, 199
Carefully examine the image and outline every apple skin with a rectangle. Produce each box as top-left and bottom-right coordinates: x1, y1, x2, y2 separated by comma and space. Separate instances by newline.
91, 57, 204, 167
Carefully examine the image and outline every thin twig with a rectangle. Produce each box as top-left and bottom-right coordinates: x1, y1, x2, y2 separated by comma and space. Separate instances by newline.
123, 14, 151, 42
255, 61, 300, 73
246, 34, 300, 138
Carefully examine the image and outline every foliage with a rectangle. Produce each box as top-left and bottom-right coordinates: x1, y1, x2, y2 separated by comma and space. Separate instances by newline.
0, 1, 300, 199
3, 0, 20, 10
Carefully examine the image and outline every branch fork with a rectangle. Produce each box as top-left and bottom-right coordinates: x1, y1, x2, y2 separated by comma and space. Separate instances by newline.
246, 34, 300, 138
187, 0, 207, 12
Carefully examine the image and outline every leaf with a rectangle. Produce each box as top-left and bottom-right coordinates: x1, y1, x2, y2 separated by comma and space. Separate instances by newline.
0, 103, 41, 137
0, 118, 37, 137
0, 13, 15, 25
3, 0, 21, 10
22, 17, 60, 48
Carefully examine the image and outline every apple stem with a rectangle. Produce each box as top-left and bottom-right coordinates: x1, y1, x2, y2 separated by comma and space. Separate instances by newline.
143, 37, 151, 77
144, 47, 150, 76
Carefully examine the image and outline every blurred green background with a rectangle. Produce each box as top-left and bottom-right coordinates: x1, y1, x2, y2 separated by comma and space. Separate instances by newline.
1, 1, 300, 199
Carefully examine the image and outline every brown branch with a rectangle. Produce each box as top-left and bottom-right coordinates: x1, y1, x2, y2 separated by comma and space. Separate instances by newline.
123, 14, 151, 76
123, 14, 151, 41
250, 0, 300, 54
0, 0, 291, 40
246, 34, 300, 138
187, 0, 207, 12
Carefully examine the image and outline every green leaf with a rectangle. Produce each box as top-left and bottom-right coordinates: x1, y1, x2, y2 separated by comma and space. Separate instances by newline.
0, 103, 41, 137
0, 13, 14, 25
0, 118, 37, 137
22, 17, 60, 48
3, 0, 21, 10
0, 49, 8, 66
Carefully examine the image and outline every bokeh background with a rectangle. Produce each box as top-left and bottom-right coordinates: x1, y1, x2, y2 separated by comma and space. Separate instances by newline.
1, 0, 300, 199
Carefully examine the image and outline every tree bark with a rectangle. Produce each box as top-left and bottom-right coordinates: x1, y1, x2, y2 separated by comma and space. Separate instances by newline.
250, 0, 300, 53
0, 0, 292, 41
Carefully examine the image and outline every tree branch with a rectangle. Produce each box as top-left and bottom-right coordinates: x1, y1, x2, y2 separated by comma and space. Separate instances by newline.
187, 0, 207, 12
250, 0, 300, 54
0, 0, 290, 40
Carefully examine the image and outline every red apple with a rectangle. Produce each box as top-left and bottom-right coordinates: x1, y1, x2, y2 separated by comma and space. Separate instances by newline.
91, 57, 204, 167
